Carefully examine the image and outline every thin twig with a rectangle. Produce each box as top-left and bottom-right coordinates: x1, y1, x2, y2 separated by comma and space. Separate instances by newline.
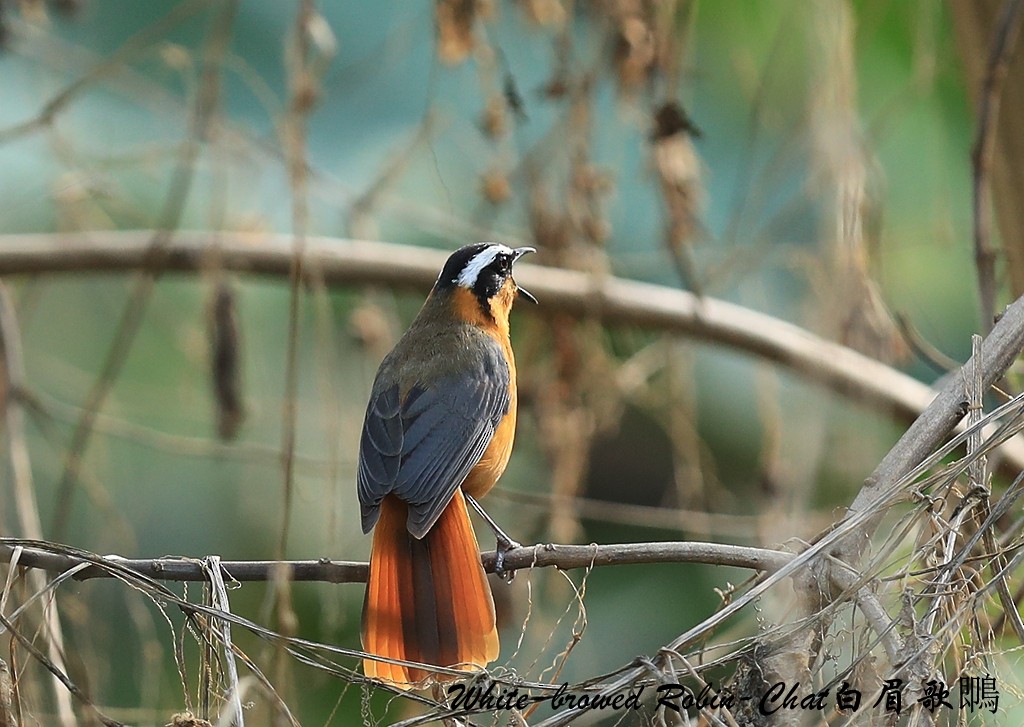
0, 284, 76, 727
895, 311, 960, 374
914, 334, 988, 640
972, 330, 1024, 640
49, 1, 240, 539
0, 0, 209, 144
0, 611, 123, 727
971, 0, 1024, 334
277, 0, 315, 561
831, 561, 904, 667
492, 486, 830, 538
17, 385, 330, 476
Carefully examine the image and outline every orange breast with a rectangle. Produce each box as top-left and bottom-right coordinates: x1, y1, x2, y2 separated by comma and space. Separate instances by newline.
447, 284, 519, 498
462, 402, 516, 498
461, 326, 516, 497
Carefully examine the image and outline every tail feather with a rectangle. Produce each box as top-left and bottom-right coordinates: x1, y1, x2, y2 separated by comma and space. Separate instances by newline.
362, 491, 498, 685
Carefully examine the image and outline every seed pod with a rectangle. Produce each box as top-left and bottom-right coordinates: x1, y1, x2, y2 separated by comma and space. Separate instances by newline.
208, 280, 244, 441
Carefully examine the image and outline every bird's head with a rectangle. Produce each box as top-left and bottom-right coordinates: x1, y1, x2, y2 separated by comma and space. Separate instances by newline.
432, 242, 537, 329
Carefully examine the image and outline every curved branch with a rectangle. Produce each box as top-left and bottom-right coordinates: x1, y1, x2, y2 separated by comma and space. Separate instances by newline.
2, 229, 1022, 469
0, 537, 792, 583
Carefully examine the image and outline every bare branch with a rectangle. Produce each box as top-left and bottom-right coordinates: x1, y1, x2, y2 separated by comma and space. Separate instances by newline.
1, 230, 1021, 467
0, 537, 792, 584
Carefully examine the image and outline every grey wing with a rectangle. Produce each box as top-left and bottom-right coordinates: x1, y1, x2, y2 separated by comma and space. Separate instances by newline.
357, 337, 510, 538
356, 381, 403, 531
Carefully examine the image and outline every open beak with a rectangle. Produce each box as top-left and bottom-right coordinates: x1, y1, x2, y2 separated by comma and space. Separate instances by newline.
512, 247, 538, 304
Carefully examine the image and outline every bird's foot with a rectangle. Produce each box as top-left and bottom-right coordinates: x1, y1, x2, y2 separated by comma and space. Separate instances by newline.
494, 536, 521, 583
465, 493, 520, 583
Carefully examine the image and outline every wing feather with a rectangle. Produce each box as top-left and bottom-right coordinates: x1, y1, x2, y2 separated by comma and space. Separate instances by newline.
358, 334, 510, 536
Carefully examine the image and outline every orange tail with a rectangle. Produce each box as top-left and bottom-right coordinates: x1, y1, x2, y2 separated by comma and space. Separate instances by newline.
362, 490, 498, 685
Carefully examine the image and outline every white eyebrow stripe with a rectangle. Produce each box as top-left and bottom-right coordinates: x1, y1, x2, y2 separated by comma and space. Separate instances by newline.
456, 244, 514, 288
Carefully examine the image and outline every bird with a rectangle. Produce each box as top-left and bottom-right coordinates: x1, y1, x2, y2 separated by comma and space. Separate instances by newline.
357, 242, 536, 686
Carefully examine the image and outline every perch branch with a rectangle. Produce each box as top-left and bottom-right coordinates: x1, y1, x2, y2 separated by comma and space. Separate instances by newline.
0, 537, 792, 583
1, 230, 1022, 469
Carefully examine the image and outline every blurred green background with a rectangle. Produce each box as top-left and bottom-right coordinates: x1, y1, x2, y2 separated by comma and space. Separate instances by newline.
0, 0, 1011, 724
